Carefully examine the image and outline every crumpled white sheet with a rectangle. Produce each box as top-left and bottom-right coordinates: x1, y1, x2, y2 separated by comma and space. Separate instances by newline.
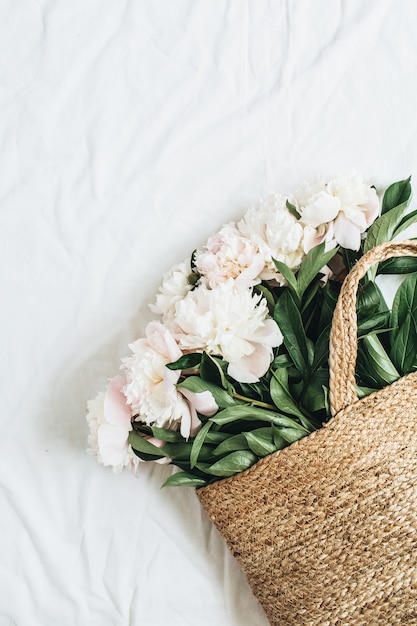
2, 1, 417, 624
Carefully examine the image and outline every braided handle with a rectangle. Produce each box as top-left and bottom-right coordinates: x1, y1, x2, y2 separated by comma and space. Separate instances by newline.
329, 240, 417, 416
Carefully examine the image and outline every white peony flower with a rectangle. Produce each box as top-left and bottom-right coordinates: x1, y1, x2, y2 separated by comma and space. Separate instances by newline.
150, 259, 194, 323
195, 223, 264, 288
86, 375, 140, 474
172, 281, 283, 383
296, 173, 379, 251
238, 194, 305, 283
302, 221, 337, 254
122, 321, 217, 438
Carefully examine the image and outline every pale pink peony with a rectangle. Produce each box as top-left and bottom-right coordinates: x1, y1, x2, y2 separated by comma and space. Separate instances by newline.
195, 223, 264, 288
150, 259, 194, 324
238, 194, 305, 284
172, 281, 283, 383
297, 173, 379, 251
302, 222, 337, 254
123, 321, 217, 438
86, 375, 140, 473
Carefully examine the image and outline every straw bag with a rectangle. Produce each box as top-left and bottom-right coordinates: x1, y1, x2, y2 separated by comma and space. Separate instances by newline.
197, 241, 417, 626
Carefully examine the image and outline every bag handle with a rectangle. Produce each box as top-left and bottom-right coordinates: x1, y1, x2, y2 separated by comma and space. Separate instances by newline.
329, 240, 417, 416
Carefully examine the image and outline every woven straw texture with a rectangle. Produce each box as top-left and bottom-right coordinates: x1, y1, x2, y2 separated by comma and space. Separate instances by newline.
197, 241, 417, 625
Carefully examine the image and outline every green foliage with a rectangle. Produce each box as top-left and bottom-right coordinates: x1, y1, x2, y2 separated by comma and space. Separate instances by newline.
364, 177, 412, 279
162, 472, 208, 488
203, 451, 258, 477
381, 177, 412, 215
286, 199, 301, 219
274, 241, 338, 304
176, 376, 236, 408
390, 273, 417, 374
378, 256, 417, 274
166, 353, 202, 370
274, 289, 311, 374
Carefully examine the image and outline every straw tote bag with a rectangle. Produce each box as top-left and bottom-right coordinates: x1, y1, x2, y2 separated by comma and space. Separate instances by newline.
197, 241, 417, 626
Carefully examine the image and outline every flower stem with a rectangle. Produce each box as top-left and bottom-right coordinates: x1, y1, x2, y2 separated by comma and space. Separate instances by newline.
232, 392, 276, 411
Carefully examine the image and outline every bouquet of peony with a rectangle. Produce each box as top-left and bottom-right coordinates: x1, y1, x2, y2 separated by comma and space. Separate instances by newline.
87, 173, 417, 487
87, 173, 417, 625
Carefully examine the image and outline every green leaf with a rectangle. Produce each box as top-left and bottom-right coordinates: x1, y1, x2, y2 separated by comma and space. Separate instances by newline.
272, 427, 289, 449
342, 248, 361, 274
357, 280, 387, 317
190, 249, 198, 272
132, 449, 166, 462
271, 354, 293, 369
276, 426, 308, 444
210, 405, 311, 430
358, 334, 399, 387
162, 471, 207, 488
128, 431, 169, 458
300, 369, 329, 413
150, 427, 185, 443
177, 376, 235, 408
318, 283, 340, 331
244, 428, 276, 457
364, 181, 412, 260
311, 325, 330, 371
255, 283, 277, 310
273, 259, 298, 298
270, 368, 309, 422
160, 442, 193, 461
378, 256, 417, 275
161, 442, 216, 463
296, 242, 339, 299
364, 199, 411, 252
301, 280, 322, 318
357, 311, 390, 337
190, 420, 213, 469
391, 273, 416, 330
274, 290, 310, 375
356, 385, 378, 399
166, 353, 202, 370
286, 198, 301, 219
390, 273, 417, 374
393, 208, 417, 237
200, 352, 228, 388
203, 432, 229, 445
212, 433, 249, 456
236, 381, 267, 402
205, 450, 258, 477
391, 315, 417, 374
381, 176, 412, 215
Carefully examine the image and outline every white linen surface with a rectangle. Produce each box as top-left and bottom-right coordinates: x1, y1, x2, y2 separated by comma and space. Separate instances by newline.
2, 1, 417, 624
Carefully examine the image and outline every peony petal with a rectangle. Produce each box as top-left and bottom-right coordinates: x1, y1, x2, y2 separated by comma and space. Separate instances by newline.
245, 318, 283, 348
300, 193, 340, 228
302, 223, 336, 254
189, 411, 203, 437
364, 189, 380, 226
333, 214, 361, 250
146, 321, 182, 362
164, 365, 181, 391
260, 318, 283, 347
104, 376, 132, 427
98, 424, 129, 466
235, 254, 265, 286
178, 397, 192, 439
178, 388, 218, 417
302, 225, 322, 253
318, 265, 333, 285
227, 344, 272, 383
145, 436, 166, 449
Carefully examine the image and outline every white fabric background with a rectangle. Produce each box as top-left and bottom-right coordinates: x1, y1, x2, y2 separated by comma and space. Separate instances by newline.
2, 1, 417, 624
